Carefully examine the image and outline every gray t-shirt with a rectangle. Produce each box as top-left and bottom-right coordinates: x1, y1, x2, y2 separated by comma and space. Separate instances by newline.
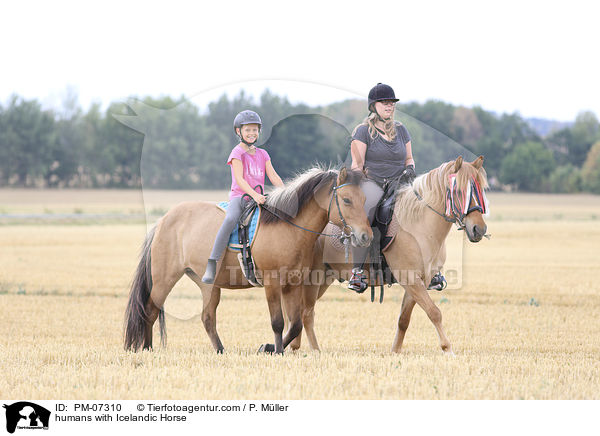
352, 123, 411, 181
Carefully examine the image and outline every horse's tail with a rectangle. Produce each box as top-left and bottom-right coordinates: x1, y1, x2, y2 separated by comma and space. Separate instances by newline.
124, 226, 166, 351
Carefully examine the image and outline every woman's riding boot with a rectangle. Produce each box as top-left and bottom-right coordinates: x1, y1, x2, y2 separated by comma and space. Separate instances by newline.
427, 272, 447, 291
202, 259, 218, 284
348, 267, 368, 293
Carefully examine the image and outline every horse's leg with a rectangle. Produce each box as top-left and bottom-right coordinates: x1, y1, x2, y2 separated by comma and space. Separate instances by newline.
281, 285, 304, 350
301, 282, 328, 352
144, 273, 182, 350
263, 283, 284, 354
289, 281, 322, 351
289, 242, 325, 351
186, 270, 225, 353
284, 293, 302, 351
406, 282, 454, 355
391, 289, 416, 353
143, 300, 161, 350
384, 227, 453, 354
200, 285, 224, 353
433, 240, 447, 274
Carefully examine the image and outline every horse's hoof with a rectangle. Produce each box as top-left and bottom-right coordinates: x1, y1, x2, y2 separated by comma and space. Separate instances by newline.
216, 348, 224, 354
258, 344, 275, 354
443, 349, 456, 357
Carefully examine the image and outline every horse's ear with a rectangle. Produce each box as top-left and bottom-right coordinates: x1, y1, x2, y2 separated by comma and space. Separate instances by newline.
472, 155, 484, 170
453, 156, 463, 172
338, 167, 348, 184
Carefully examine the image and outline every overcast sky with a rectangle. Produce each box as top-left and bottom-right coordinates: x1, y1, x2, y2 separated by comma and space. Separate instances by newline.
1, 0, 597, 121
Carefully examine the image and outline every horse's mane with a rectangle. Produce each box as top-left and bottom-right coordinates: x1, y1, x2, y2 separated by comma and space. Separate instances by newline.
261, 165, 364, 224
395, 159, 489, 225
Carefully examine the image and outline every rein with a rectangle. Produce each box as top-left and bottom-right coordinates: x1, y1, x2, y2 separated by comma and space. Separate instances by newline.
261, 181, 356, 242
413, 190, 457, 224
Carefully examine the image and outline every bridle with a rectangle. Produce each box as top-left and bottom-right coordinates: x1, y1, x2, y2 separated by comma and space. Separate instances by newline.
414, 174, 489, 233
262, 179, 357, 244
327, 182, 355, 244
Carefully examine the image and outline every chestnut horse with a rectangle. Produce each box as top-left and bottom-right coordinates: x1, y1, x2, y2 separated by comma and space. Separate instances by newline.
124, 167, 372, 354
289, 156, 489, 355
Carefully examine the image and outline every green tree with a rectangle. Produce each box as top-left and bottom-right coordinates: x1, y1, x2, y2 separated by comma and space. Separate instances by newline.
114, 96, 224, 189
581, 141, 600, 194
101, 101, 144, 187
402, 100, 456, 138
471, 109, 542, 178
450, 106, 484, 145
78, 102, 104, 187
265, 114, 350, 179
0, 102, 6, 185
500, 141, 555, 191
547, 164, 582, 193
548, 111, 600, 166
46, 90, 86, 187
0, 95, 56, 186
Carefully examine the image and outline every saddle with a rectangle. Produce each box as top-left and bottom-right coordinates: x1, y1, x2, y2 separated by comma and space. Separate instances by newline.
215, 192, 263, 287
374, 177, 401, 252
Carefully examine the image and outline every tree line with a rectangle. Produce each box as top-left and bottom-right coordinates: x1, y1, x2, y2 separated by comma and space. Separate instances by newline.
1, 91, 599, 193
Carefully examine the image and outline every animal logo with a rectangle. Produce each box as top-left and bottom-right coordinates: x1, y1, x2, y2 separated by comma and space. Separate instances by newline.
3, 402, 50, 434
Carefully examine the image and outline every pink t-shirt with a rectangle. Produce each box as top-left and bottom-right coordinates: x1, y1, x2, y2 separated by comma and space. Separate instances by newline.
227, 145, 271, 199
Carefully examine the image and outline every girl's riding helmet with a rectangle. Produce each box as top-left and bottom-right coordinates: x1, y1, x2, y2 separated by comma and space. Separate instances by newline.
233, 110, 262, 135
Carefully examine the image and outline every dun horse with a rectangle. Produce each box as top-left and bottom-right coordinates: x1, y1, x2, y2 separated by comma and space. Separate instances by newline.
289, 156, 489, 355
124, 167, 373, 354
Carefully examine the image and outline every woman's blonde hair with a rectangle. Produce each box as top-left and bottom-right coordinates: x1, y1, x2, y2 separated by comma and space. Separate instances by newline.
353, 111, 399, 141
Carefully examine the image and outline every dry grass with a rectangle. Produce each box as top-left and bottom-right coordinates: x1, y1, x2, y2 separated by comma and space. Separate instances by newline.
0, 188, 228, 215
0, 190, 599, 399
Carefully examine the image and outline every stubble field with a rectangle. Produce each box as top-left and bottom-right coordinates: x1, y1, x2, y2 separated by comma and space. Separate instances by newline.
1, 189, 599, 399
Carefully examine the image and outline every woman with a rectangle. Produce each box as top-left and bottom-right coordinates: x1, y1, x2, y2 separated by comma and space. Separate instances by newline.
348, 83, 445, 292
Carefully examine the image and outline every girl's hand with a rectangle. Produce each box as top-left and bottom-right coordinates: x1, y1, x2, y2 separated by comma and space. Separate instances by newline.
253, 193, 267, 205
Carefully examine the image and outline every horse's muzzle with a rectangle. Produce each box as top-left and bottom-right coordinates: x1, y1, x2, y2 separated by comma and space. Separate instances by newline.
467, 223, 487, 242
352, 231, 373, 247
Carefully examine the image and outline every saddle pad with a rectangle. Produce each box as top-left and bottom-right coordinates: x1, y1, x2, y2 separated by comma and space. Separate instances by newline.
381, 215, 399, 252
216, 201, 261, 252
326, 223, 346, 251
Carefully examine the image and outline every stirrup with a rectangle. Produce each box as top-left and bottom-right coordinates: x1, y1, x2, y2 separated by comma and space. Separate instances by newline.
348, 268, 368, 293
427, 272, 447, 291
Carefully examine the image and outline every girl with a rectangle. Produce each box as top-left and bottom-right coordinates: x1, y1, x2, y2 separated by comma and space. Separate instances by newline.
202, 110, 284, 284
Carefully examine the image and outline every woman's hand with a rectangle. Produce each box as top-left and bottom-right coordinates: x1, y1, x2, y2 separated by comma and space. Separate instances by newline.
400, 165, 416, 185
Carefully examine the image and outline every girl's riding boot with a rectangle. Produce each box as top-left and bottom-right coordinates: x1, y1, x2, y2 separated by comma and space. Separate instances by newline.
348, 267, 368, 293
202, 259, 218, 284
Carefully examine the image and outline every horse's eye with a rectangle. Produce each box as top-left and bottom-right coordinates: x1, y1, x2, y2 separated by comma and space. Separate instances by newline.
343, 198, 352, 205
